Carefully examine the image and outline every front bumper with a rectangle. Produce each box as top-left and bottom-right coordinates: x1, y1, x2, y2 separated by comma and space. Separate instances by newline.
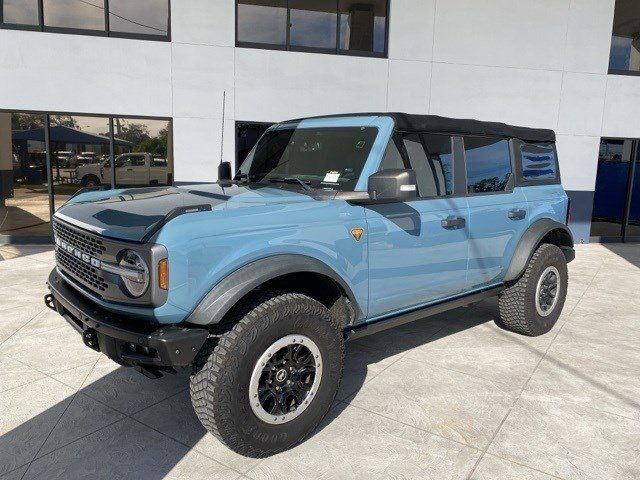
46, 268, 208, 377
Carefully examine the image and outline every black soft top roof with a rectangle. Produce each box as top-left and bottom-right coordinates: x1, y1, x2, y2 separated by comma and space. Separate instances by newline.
290, 112, 555, 143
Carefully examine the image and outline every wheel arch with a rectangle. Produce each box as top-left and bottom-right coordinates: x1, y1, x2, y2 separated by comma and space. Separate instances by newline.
504, 218, 574, 283
185, 254, 362, 327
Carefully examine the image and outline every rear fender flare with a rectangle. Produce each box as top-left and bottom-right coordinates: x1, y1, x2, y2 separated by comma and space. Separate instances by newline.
504, 219, 574, 283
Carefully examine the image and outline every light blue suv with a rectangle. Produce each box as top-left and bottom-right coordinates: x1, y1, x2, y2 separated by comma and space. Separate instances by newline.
45, 113, 574, 456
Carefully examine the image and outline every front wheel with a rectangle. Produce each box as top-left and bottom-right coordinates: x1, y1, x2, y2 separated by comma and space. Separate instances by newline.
190, 291, 344, 457
497, 243, 568, 336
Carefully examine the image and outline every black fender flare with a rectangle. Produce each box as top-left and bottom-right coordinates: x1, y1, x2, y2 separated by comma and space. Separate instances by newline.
185, 254, 362, 326
503, 219, 574, 283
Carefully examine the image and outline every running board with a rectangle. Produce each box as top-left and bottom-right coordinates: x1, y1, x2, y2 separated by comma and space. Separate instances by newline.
344, 285, 504, 341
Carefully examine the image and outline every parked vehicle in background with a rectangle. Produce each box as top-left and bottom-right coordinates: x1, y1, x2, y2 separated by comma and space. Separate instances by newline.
76, 152, 171, 187
45, 113, 574, 458
56, 151, 77, 168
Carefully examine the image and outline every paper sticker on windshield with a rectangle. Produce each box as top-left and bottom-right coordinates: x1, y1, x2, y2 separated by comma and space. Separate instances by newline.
323, 171, 340, 183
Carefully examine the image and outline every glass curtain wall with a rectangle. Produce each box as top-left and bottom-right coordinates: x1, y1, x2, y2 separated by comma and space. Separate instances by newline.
0, 110, 172, 243
609, 0, 640, 74
591, 138, 639, 241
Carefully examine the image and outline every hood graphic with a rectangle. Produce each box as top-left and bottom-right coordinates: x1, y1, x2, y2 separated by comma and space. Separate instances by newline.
55, 183, 323, 242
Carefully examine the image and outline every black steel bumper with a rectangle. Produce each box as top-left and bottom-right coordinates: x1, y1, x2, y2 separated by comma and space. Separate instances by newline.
46, 269, 209, 377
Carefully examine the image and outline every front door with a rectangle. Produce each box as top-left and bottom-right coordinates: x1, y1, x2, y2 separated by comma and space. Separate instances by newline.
366, 133, 469, 319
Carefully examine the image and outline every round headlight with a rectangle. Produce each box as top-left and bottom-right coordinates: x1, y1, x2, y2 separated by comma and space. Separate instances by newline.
119, 250, 149, 298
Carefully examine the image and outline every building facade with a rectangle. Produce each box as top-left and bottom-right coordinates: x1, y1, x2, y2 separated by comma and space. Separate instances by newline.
0, 0, 638, 244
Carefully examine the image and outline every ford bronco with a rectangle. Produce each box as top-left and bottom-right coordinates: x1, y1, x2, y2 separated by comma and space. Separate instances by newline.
45, 113, 574, 457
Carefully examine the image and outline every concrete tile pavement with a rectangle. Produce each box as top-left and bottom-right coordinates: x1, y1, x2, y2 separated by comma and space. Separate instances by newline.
0, 243, 639, 479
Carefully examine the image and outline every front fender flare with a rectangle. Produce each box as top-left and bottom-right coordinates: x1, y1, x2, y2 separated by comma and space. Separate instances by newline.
185, 254, 362, 326
504, 219, 574, 283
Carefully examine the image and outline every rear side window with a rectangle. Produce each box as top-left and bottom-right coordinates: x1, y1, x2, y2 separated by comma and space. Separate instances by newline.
520, 143, 558, 181
401, 134, 454, 197
463, 137, 512, 194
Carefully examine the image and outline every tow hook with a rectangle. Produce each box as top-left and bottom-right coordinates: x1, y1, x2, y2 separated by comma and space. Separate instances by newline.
44, 294, 56, 311
82, 328, 100, 351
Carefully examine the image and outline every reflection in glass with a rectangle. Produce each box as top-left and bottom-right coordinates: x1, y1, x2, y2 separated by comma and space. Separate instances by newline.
0, 113, 50, 238
628, 156, 640, 238
112, 118, 172, 188
108, 0, 168, 36
237, 122, 272, 171
2, 0, 39, 25
237, 0, 287, 45
463, 137, 512, 194
289, 0, 337, 49
590, 139, 633, 238
339, 0, 386, 53
520, 143, 557, 181
43, 0, 105, 31
49, 115, 110, 211
609, 3, 640, 73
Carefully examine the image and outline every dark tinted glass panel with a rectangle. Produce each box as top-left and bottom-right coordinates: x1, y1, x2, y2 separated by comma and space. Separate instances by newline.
590, 139, 633, 238
43, 0, 105, 30
2, 0, 39, 25
379, 139, 405, 170
239, 126, 378, 191
339, 0, 386, 53
237, 0, 287, 45
108, 0, 168, 36
520, 143, 557, 181
0, 112, 50, 238
628, 156, 640, 238
463, 137, 511, 194
422, 133, 454, 196
50, 115, 109, 211
113, 118, 172, 188
236, 122, 272, 171
289, 0, 337, 49
402, 134, 437, 197
609, 2, 640, 73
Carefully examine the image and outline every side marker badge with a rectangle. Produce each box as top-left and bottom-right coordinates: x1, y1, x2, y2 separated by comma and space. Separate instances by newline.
350, 227, 364, 242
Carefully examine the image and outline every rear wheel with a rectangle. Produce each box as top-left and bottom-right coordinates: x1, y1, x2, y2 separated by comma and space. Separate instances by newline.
497, 243, 568, 336
190, 291, 344, 457
81, 175, 100, 188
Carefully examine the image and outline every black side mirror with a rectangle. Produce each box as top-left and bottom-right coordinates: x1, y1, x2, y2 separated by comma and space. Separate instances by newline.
366, 169, 417, 203
218, 161, 232, 181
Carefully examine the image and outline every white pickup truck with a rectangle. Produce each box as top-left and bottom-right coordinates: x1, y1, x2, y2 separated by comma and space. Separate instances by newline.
77, 153, 171, 187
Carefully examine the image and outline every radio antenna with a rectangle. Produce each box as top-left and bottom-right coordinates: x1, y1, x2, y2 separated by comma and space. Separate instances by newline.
220, 91, 226, 165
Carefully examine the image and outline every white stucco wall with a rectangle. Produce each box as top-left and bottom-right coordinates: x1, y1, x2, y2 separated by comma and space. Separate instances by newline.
0, 0, 622, 194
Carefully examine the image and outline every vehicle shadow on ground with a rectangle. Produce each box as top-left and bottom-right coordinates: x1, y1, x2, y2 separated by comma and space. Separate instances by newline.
0, 304, 493, 479
601, 242, 640, 269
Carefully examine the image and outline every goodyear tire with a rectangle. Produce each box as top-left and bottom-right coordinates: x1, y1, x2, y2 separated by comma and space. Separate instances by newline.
497, 243, 568, 336
190, 291, 344, 457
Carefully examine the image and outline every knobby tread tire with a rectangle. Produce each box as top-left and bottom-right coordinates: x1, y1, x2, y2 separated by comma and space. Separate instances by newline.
189, 290, 344, 457
497, 243, 568, 336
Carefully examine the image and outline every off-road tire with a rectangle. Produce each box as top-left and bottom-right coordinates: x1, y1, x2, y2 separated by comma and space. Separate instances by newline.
81, 175, 100, 188
189, 290, 344, 457
497, 243, 568, 336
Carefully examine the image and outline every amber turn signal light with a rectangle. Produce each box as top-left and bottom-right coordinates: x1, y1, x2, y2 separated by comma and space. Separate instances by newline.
158, 259, 169, 290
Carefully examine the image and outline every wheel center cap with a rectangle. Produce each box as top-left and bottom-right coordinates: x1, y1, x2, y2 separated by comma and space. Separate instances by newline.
275, 368, 288, 382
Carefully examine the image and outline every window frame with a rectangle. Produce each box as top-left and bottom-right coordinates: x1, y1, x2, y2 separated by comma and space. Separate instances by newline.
235, 0, 390, 59
511, 138, 561, 187
0, 0, 171, 42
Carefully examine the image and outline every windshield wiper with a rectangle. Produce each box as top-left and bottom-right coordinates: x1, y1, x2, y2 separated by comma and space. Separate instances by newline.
268, 177, 312, 191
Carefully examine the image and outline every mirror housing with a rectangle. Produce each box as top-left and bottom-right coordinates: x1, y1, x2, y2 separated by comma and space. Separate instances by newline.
365, 169, 417, 204
218, 161, 232, 181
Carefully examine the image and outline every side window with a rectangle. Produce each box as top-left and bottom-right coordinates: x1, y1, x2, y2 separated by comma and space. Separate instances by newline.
131, 155, 146, 167
402, 134, 438, 197
463, 137, 512, 194
379, 138, 405, 170
520, 143, 558, 181
422, 134, 454, 196
152, 158, 167, 167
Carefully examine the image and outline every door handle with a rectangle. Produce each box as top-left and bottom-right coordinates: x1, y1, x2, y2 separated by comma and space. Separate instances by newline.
508, 208, 526, 220
441, 216, 466, 229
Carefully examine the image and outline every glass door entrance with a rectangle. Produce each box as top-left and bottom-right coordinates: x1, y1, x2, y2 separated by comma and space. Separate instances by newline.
591, 138, 639, 242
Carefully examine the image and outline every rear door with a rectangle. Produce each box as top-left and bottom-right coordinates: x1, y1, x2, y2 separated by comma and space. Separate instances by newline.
150, 158, 169, 185
366, 133, 469, 319
463, 136, 530, 289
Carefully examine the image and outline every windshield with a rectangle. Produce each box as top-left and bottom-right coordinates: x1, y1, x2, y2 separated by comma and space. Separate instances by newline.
237, 125, 378, 191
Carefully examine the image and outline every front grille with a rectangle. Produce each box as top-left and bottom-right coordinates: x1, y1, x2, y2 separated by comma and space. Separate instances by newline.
56, 248, 108, 292
53, 221, 106, 257
53, 219, 109, 294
